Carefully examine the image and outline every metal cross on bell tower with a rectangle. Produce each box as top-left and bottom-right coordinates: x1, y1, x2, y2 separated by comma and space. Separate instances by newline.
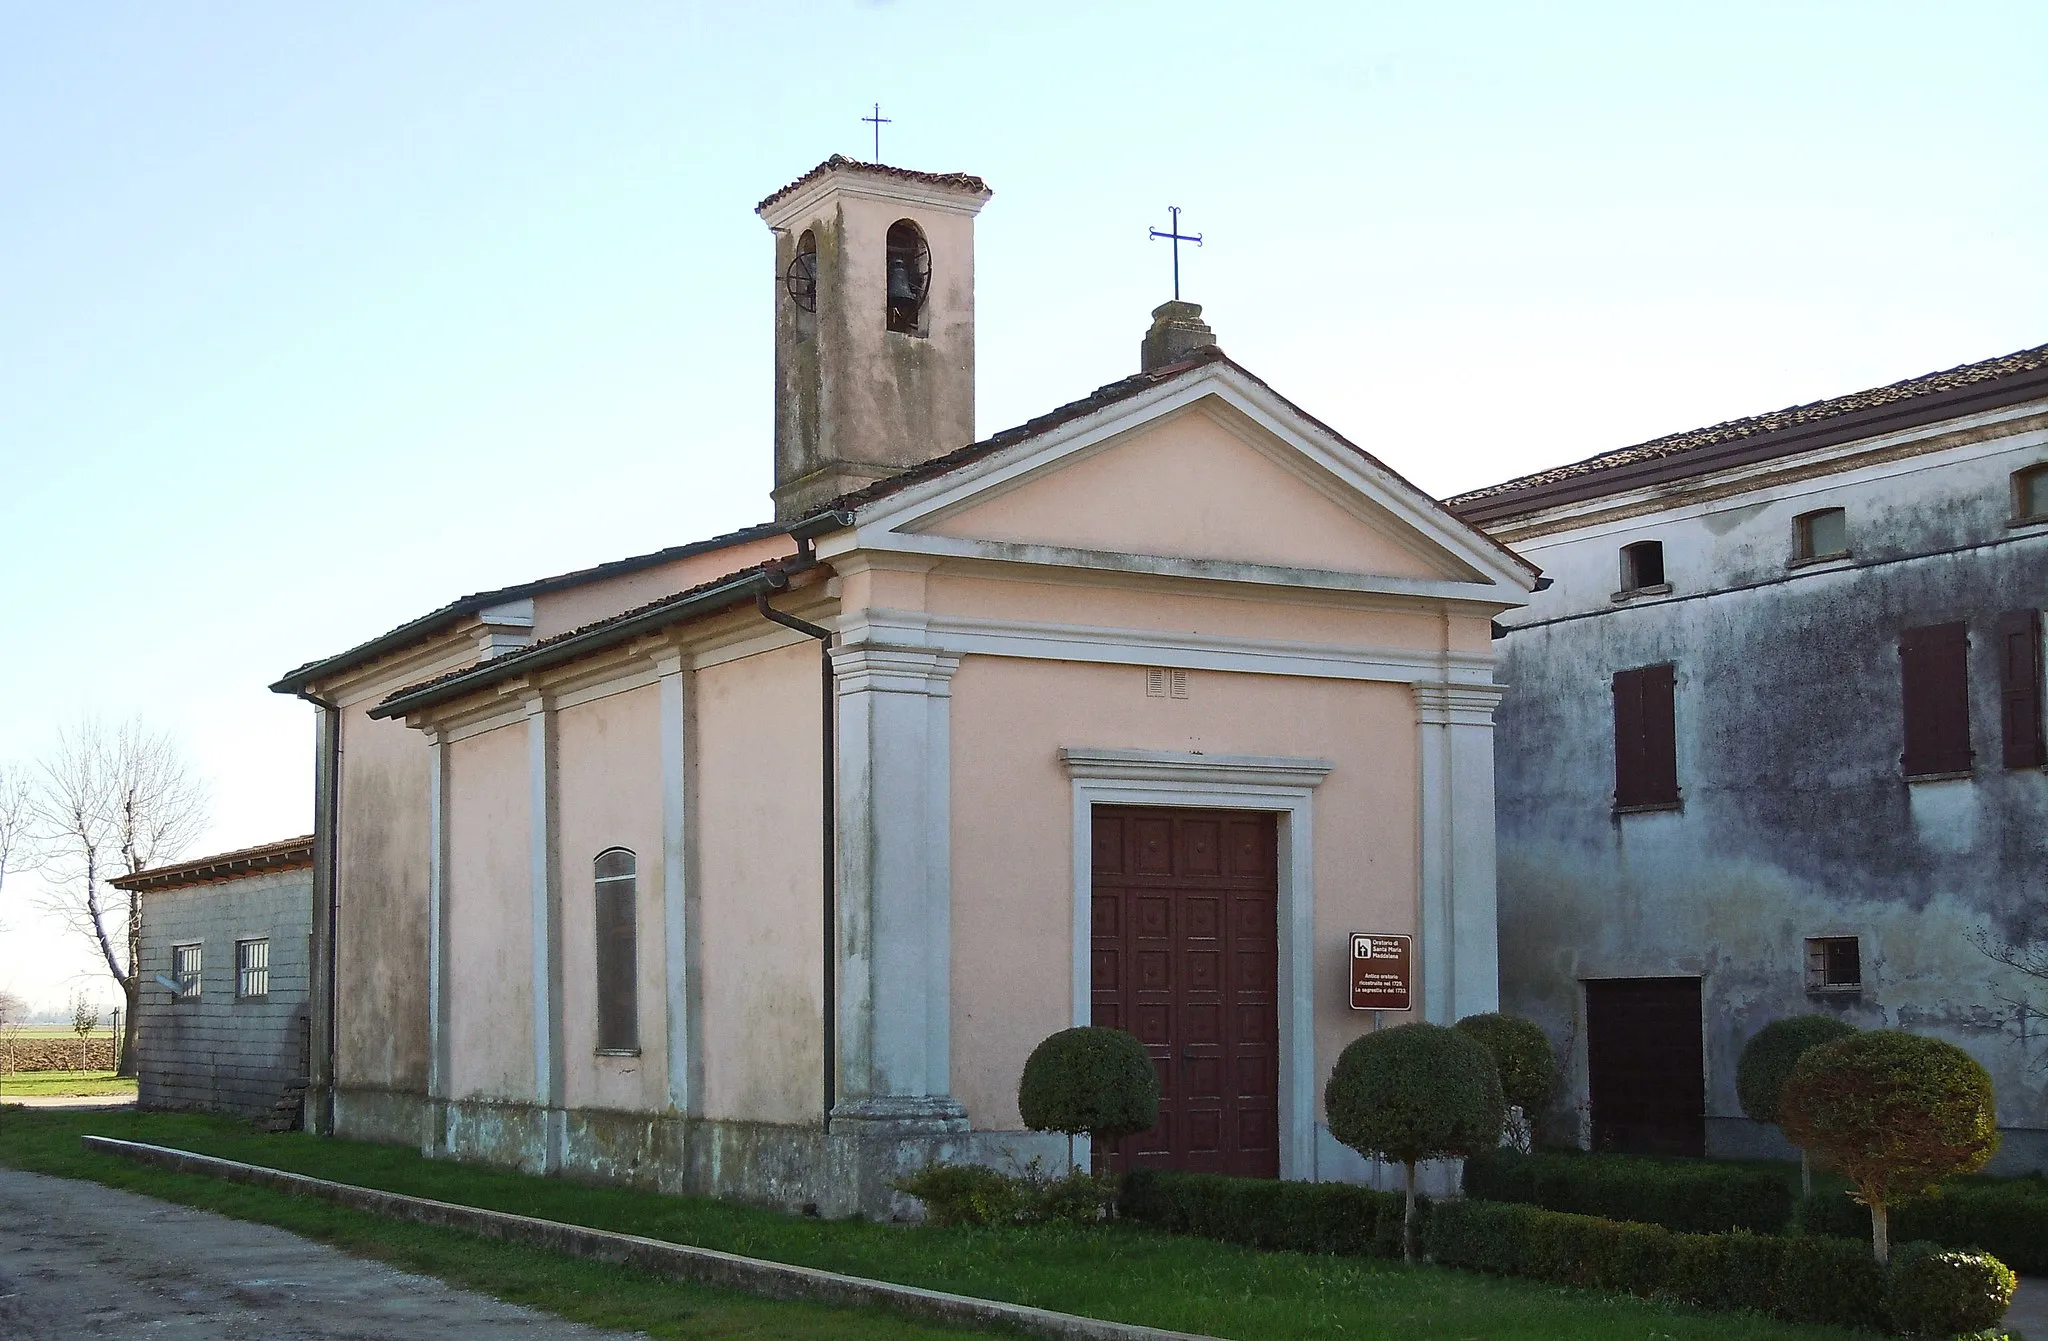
861, 103, 892, 163
1148, 206, 1203, 301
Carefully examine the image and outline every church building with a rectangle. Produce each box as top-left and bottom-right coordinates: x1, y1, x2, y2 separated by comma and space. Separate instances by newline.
273, 156, 1536, 1214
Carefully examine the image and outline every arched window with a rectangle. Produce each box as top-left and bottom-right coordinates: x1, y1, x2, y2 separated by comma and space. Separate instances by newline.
884, 219, 930, 335
593, 849, 638, 1053
1619, 540, 1666, 595
785, 229, 818, 313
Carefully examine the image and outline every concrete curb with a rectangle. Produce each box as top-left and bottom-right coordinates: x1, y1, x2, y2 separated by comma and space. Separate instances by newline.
80, 1136, 1217, 1341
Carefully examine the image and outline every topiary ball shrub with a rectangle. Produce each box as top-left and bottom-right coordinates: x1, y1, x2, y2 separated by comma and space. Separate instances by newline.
1454, 1013, 1557, 1121
1327, 1022, 1505, 1261
1885, 1242, 2017, 1338
1017, 1026, 1159, 1168
1779, 1029, 2000, 1264
1737, 1015, 1859, 1126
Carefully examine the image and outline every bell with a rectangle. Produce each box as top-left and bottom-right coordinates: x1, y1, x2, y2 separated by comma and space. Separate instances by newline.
887, 255, 918, 303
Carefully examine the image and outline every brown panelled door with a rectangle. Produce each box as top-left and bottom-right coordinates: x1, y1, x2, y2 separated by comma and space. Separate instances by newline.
1090, 806, 1280, 1178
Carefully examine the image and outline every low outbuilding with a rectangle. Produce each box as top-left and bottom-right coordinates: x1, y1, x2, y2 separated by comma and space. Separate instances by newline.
118, 836, 315, 1126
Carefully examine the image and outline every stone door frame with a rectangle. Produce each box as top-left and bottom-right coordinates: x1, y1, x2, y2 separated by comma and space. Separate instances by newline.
1060, 747, 1330, 1181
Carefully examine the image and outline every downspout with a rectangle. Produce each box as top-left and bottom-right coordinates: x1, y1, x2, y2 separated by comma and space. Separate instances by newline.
298, 686, 342, 1137
755, 514, 850, 1126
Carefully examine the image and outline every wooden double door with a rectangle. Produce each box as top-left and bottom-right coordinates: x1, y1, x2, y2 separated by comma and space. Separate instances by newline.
1090, 806, 1280, 1178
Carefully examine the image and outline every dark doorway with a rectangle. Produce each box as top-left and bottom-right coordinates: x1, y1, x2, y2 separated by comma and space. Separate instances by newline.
1585, 977, 1705, 1156
1090, 806, 1280, 1178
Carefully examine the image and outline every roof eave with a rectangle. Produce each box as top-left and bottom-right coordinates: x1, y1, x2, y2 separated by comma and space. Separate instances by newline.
1452, 362, 2048, 526
367, 563, 810, 722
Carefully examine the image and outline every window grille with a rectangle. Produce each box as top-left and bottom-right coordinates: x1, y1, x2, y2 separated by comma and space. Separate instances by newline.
171, 943, 202, 999
1806, 936, 1862, 991
236, 938, 270, 999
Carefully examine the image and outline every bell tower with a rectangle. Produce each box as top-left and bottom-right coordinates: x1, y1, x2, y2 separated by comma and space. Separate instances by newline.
757, 156, 992, 522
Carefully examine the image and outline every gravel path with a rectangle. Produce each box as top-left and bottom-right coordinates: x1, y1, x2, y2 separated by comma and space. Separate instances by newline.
0, 1166, 643, 1339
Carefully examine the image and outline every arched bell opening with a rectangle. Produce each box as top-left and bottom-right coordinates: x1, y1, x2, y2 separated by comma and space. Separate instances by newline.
784, 229, 819, 339
885, 220, 930, 336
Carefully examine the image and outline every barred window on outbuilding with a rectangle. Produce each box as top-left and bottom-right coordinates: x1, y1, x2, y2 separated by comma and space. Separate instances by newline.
236, 938, 270, 999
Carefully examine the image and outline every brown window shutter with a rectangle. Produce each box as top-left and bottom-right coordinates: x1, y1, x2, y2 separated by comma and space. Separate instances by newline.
1900, 622, 1972, 776
2000, 609, 2046, 769
1613, 664, 1679, 808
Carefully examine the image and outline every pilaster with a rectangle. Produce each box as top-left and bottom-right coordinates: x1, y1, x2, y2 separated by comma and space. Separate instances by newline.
1414, 683, 1506, 1024
425, 728, 452, 1107
657, 654, 699, 1114
831, 643, 966, 1129
525, 692, 565, 1170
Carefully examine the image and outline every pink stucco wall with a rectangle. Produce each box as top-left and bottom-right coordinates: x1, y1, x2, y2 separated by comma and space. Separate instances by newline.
554, 683, 667, 1112
924, 407, 1466, 580
946, 654, 1423, 1132
445, 722, 536, 1102
694, 640, 826, 1126
333, 670, 446, 1093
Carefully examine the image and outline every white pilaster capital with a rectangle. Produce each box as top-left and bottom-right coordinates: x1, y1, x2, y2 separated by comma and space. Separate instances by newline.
1414, 682, 1506, 727
831, 645, 962, 697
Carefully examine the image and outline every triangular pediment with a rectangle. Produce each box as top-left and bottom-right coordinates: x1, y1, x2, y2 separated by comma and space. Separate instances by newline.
918, 403, 1468, 580
821, 361, 1538, 604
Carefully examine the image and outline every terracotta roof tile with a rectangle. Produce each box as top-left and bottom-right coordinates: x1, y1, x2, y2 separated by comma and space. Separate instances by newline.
370, 557, 808, 717
1448, 341, 2048, 512
272, 522, 785, 695
756, 155, 991, 215
112, 835, 316, 892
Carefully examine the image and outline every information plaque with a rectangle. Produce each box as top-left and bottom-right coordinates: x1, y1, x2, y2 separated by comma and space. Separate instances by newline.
1349, 933, 1412, 1011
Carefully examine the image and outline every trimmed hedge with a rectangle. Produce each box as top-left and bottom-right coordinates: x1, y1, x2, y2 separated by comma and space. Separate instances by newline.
1463, 1148, 1791, 1234
1118, 1167, 1410, 1259
1798, 1185, 2048, 1275
1427, 1198, 2008, 1335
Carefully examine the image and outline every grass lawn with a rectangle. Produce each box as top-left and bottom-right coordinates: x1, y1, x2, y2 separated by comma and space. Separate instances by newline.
0, 1109, 1869, 1341
0, 1069, 138, 1098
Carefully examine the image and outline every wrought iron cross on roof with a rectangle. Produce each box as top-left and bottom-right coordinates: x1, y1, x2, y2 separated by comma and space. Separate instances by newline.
861, 103, 891, 163
1148, 206, 1202, 301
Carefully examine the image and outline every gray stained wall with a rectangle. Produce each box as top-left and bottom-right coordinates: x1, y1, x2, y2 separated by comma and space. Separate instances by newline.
1491, 413, 2048, 1170
137, 867, 313, 1119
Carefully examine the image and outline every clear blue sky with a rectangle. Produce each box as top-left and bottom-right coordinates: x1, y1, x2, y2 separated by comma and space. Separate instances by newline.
3, 2, 2043, 1009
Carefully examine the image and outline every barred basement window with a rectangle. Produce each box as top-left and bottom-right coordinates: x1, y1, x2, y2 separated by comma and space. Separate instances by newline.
594, 849, 640, 1054
172, 943, 202, 1000
236, 938, 270, 999
1806, 936, 1862, 992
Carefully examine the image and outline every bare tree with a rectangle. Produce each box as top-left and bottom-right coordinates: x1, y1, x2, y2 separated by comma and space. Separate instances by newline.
0, 986, 24, 1078
1975, 923, 2048, 983
0, 763, 32, 902
32, 719, 208, 1076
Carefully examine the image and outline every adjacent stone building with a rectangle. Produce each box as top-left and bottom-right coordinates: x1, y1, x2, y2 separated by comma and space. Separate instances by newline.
1453, 344, 2048, 1169
121, 836, 316, 1123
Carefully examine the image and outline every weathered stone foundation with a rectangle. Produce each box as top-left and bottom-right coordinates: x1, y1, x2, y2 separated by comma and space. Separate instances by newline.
332, 1086, 1068, 1218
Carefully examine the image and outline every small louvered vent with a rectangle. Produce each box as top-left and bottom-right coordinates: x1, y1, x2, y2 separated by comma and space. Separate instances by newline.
1145, 667, 1189, 700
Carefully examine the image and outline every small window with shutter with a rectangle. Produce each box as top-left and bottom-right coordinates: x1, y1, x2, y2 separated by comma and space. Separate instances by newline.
1900, 622, 1972, 779
2014, 464, 2048, 524
594, 849, 639, 1054
1793, 507, 1849, 563
1618, 541, 1668, 596
1999, 609, 2045, 769
1612, 663, 1680, 811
